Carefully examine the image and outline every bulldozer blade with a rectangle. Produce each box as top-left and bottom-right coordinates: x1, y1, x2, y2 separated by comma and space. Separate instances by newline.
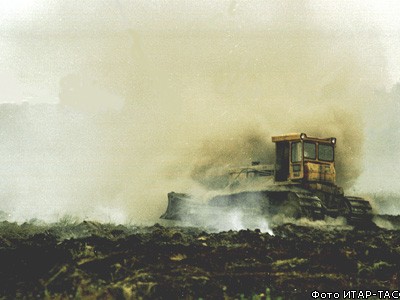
160, 192, 198, 220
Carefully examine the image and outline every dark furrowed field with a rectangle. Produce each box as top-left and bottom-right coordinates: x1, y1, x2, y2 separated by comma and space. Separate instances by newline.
1, 216, 400, 299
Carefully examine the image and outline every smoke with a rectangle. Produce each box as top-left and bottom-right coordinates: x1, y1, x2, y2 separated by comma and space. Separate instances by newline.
0, 1, 393, 224
188, 108, 366, 191
188, 127, 275, 190
172, 206, 273, 234
271, 215, 349, 230
373, 216, 395, 230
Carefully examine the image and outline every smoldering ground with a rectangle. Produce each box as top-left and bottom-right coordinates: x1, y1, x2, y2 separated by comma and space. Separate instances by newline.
0, 1, 398, 225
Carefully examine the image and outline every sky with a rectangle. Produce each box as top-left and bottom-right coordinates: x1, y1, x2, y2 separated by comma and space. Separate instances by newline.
0, 1, 399, 222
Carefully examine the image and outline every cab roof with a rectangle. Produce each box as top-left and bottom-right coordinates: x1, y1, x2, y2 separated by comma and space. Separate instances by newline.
271, 133, 335, 143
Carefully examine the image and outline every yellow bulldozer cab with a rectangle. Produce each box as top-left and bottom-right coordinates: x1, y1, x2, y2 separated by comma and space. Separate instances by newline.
272, 133, 336, 185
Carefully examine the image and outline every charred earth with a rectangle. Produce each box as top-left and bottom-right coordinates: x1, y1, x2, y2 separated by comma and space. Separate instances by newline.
1, 217, 400, 299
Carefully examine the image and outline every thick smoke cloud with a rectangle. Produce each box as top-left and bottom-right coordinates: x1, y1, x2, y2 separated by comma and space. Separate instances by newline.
188, 108, 366, 191
0, 1, 395, 223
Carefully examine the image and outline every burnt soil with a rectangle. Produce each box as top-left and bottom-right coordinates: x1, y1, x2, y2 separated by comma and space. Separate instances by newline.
1, 217, 400, 299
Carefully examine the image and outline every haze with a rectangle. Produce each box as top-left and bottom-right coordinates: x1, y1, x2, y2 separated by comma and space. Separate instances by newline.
0, 1, 399, 223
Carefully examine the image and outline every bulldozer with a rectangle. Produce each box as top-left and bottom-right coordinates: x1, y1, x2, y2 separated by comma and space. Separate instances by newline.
161, 133, 373, 224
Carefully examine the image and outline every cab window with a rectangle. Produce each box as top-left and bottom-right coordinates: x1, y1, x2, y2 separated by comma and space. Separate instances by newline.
304, 142, 316, 159
318, 144, 334, 161
291, 142, 302, 162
